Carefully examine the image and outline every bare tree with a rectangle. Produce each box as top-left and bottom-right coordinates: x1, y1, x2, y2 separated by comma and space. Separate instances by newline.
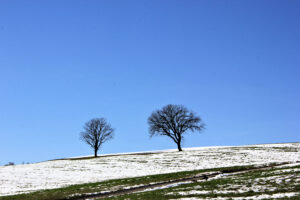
148, 104, 205, 151
80, 118, 114, 157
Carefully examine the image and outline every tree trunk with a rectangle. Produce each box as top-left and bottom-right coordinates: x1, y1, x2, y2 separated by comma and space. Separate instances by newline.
177, 142, 182, 151
94, 148, 98, 157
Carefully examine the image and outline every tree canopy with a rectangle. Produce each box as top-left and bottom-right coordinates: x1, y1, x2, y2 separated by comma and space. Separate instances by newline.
80, 118, 114, 157
148, 104, 205, 151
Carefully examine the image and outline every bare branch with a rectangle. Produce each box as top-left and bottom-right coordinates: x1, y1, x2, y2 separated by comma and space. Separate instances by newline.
148, 104, 205, 151
80, 118, 114, 157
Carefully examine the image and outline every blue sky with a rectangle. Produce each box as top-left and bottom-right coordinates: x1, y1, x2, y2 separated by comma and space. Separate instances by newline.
0, 0, 299, 165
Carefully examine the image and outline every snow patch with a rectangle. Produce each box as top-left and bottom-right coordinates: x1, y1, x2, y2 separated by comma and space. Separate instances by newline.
0, 143, 299, 196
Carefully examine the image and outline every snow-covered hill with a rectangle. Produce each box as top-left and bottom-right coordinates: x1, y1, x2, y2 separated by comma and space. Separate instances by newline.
0, 143, 299, 196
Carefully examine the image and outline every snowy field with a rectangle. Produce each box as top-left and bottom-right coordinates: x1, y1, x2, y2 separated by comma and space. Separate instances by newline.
165, 162, 300, 200
0, 143, 299, 196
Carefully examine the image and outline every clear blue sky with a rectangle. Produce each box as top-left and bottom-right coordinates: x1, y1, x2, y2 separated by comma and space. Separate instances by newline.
0, 0, 299, 165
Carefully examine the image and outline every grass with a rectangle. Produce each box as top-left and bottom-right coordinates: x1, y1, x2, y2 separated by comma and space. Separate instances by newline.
1, 164, 299, 200
105, 164, 300, 200
0, 165, 261, 200
1, 143, 298, 200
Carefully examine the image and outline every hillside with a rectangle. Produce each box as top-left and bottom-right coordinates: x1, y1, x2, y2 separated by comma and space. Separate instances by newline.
0, 143, 299, 199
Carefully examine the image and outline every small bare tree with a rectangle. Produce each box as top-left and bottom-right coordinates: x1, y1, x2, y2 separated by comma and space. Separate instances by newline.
148, 104, 205, 151
80, 118, 114, 157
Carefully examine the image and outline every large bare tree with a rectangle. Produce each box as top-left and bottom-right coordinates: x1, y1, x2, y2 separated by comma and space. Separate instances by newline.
80, 118, 114, 157
148, 104, 205, 151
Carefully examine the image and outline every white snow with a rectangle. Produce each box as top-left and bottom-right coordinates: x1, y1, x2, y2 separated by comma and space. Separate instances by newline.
177, 192, 300, 199
173, 160, 300, 200
0, 143, 299, 196
142, 181, 194, 193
